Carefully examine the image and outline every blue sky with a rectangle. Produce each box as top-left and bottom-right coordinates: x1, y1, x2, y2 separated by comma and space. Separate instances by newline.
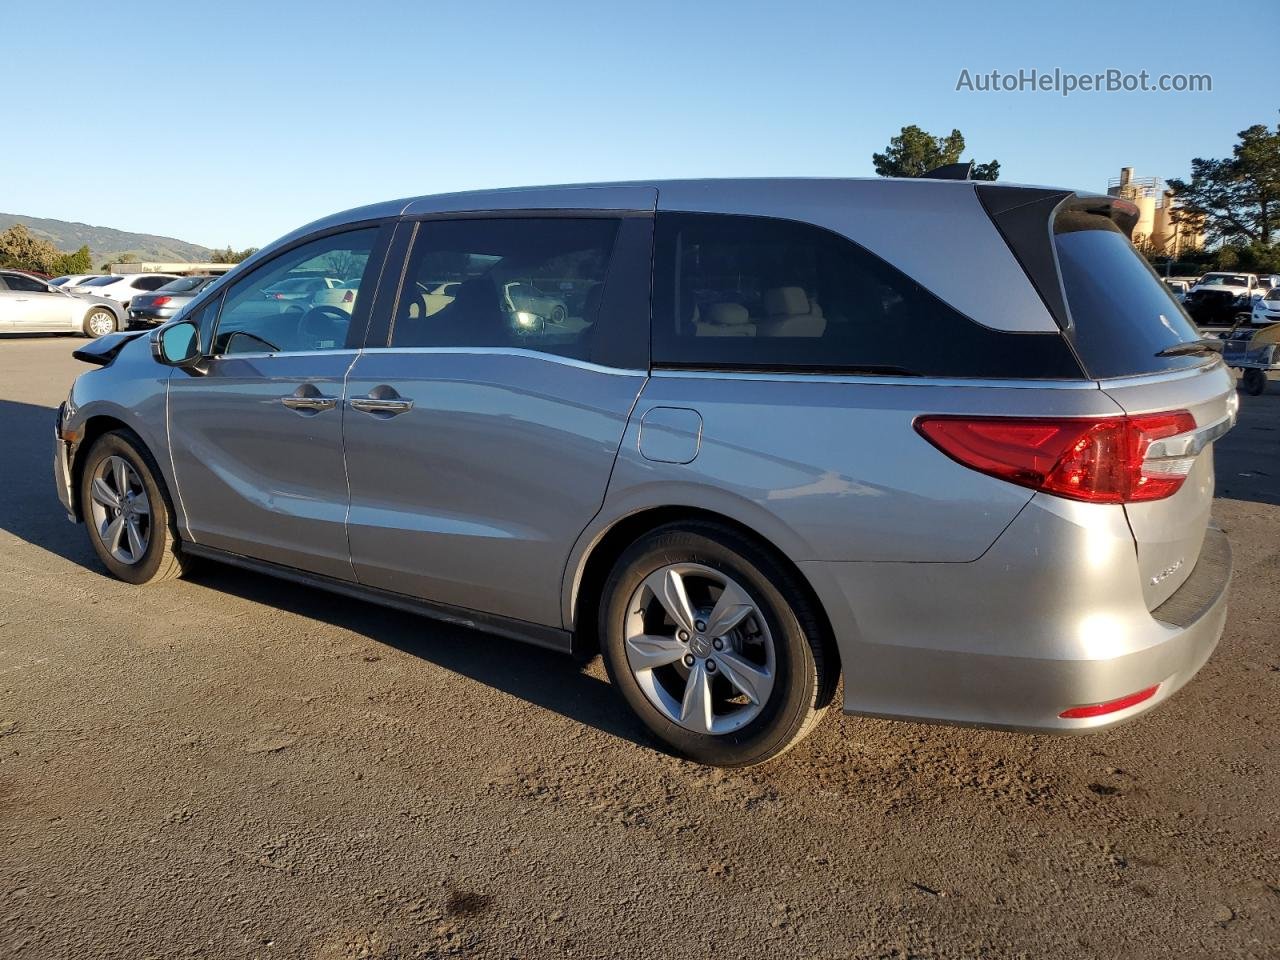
3, 0, 1273, 250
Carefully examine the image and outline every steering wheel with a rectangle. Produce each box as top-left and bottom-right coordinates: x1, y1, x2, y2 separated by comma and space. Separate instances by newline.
297, 304, 351, 346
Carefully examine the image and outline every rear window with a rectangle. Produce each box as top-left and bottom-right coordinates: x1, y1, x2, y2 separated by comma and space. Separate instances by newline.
1054, 206, 1205, 379
653, 212, 1081, 378
157, 276, 211, 293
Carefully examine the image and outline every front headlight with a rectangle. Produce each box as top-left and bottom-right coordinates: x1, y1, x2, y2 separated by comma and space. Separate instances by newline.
513, 310, 542, 329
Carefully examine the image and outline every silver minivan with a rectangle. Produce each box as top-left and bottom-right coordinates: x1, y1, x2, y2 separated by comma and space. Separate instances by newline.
53, 179, 1235, 766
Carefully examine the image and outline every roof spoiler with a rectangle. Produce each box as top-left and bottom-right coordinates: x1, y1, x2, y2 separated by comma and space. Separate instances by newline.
923, 162, 973, 181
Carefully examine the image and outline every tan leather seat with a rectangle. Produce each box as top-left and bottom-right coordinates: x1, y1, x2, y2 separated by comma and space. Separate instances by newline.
694, 302, 756, 337
758, 286, 826, 337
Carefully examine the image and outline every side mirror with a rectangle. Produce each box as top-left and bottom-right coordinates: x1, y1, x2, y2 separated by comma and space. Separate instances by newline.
152, 320, 203, 369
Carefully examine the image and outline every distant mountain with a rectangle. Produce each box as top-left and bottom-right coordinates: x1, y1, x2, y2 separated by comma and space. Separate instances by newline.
0, 213, 213, 267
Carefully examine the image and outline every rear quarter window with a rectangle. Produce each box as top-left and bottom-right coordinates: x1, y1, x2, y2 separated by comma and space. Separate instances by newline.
1053, 206, 1206, 380
652, 212, 1081, 379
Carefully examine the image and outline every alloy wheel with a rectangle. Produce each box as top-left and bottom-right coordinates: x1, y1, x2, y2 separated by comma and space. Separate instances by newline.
624, 562, 776, 735
88, 455, 151, 564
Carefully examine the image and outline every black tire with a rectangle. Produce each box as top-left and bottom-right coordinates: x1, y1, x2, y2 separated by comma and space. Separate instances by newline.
82, 307, 117, 338
1242, 368, 1267, 396
599, 521, 835, 767
79, 430, 189, 585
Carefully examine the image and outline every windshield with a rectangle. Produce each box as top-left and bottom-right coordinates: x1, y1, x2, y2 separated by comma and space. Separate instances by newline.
81, 276, 119, 287
157, 276, 212, 293
1199, 274, 1248, 287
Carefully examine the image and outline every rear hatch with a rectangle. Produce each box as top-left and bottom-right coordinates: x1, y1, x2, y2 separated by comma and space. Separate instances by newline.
1051, 198, 1236, 608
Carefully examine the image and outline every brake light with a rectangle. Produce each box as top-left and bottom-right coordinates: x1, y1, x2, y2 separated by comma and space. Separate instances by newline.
1059, 685, 1159, 719
915, 411, 1197, 504
342, 290, 353, 302
152, 296, 172, 306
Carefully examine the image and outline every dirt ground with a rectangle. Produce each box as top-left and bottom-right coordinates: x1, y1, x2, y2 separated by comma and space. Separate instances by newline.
1, 336, 1276, 960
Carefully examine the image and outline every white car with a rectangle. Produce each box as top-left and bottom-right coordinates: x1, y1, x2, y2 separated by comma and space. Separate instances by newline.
69, 273, 177, 310
1188, 272, 1264, 299
0, 270, 125, 336
310, 279, 360, 313
1252, 287, 1280, 325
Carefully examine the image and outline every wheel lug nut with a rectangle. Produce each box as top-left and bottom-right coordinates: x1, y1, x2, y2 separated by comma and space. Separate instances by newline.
712, 638, 723, 650
678, 631, 689, 642
695, 620, 706, 632
706, 659, 717, 673
683, 654, 695, 667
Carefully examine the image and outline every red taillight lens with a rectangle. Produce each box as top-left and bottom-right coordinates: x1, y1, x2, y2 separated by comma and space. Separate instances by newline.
342, 290, 354, 302
915, 411, 1197, 504
152, 296, 172, 306
1059, 684, 1159, 719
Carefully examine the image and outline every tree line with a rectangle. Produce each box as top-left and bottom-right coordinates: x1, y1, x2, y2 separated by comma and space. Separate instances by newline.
0, 224, 258, 275
873, 118, 1280, 274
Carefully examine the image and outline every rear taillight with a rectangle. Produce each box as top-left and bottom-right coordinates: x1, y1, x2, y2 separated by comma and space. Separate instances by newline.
915, 411, 1197, 504
342, 290, 354, 302
152, 296, 172, 306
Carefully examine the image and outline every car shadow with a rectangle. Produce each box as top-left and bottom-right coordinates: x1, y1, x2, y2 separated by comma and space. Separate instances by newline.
189, 560, 655, 750
0, 396, 655, 752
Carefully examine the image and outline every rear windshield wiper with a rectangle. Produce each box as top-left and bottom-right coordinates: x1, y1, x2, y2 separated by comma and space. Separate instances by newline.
1156, 338, 1224, 358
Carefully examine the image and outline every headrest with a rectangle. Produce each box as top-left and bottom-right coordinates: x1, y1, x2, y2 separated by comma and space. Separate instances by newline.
703, 302, 751, 326
764, 286, 810, 317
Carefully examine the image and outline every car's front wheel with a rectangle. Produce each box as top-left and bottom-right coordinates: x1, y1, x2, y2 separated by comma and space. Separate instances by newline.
600, 522, 835, 766
82, 307, 117, 338
80, 431, 188, 584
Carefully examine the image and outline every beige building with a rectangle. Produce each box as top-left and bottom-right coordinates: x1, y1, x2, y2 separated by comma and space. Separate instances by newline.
1106, 167, 1203, 257
107, 261, 238, 277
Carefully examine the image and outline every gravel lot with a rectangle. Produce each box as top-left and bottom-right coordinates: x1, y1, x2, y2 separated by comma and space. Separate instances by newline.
1, 336, 1277, 960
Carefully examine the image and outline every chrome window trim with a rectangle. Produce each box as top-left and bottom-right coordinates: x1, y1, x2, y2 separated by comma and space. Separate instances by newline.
357, 345, 646, 377
649, 368, 1101, 390
207, 348, 361, 361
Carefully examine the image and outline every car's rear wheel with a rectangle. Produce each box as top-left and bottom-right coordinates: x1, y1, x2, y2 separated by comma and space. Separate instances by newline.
551, 305, 567, 324
599, 522, 834, 766
80, 431, 188, 584
82, 308, 117, 338
1242, 367, 1268, 396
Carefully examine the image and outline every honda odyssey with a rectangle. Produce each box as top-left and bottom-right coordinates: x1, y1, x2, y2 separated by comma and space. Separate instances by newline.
52, 178, 1235, 766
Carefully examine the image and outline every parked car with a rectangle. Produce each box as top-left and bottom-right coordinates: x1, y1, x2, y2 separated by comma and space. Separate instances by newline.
1252, 286, 1280, 326
260, 276, 342, 302
0, 269, 125, 336
1162, 278, 1190, 302
503, 281, 568, 329
69, 274, 177, 311
53, 179, 1235, 767
310, 279, 361, 313
127, 276, 220, 328
50, 274, 104, 288
1183, 272, 1264, 326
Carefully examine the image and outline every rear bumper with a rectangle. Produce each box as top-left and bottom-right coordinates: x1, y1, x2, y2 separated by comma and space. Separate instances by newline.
802, 496, 1231, 733
127, 309, 174, 328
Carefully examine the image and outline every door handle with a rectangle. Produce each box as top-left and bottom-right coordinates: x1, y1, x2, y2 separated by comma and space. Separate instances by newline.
349, 397, 414, 415
280, 395, 338, 411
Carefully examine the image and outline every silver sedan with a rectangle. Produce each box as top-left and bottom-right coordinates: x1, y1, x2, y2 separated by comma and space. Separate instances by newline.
0, 270, 126, 337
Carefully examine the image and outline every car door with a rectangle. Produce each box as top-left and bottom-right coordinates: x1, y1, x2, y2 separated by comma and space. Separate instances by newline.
343, 212, 653, 627
0, 273, 76, 331
167, 224, 391, 580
